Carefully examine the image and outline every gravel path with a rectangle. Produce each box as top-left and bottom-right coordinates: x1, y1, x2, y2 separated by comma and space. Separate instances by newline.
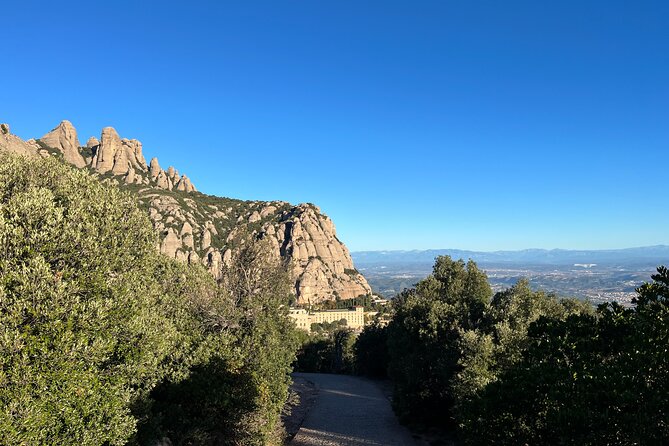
290, 373, 422, 446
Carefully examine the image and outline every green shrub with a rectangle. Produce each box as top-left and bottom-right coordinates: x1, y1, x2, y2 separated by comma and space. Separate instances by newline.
460, 267, 669, 445
386, 256, 491, 426
294, 328, 355, 374
0, 154, 299, 446
0, 154, 176, 444
386, 256, 594, 431
354, 322, 389, 378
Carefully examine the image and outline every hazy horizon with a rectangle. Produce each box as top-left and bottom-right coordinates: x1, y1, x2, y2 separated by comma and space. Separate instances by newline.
352, 244, 669, 254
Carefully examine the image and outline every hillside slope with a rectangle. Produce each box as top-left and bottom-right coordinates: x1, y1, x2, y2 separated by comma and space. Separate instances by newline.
0, 120, 371, 303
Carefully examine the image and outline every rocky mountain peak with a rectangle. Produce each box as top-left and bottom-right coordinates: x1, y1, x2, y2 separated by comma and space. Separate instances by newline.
40, 120, 87, 168
86, 136, 99, 148
149, 157, 161, 177
0, 123, 38, 157
0, 120, 370, 303
269, 203, 371, 303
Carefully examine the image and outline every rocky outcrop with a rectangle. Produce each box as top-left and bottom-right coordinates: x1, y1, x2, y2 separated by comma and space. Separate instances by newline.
137, 195, 371, 303
40, 120, 87, 168
267, 204, 371, 303
91, 127, 147, 175
0, 124, 39, 157
175, 175, 196, 192
0, 120, 370, 303
160, 228, 181, 258
122, 139, 147, 170
86, 136, 99, 148
91, 126, 120, 173
82, 126, 193, 192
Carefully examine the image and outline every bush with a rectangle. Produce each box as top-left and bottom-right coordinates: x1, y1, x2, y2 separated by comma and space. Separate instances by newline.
460, 267, 669, 445
136, 235, 299, 446
0, 154, 178, 444
0, 154, 299, 446
354, 322, 389, 378
385, 256, 594, 431
294, 328, 355, 374
386, 256, 491, 426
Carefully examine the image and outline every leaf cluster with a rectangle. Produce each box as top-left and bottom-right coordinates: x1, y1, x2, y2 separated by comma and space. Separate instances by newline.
0, 154, 298, 446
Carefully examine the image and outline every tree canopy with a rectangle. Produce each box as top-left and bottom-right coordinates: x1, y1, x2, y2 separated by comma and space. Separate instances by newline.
0, 154, 298, 446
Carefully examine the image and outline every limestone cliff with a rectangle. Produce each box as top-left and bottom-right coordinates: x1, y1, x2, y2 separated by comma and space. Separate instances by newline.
0, 124, 39, 157
0, 121, 371, 303
40, 120, 87, 168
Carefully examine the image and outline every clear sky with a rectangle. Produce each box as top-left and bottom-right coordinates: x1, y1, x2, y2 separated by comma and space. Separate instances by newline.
1, 1, 667, 251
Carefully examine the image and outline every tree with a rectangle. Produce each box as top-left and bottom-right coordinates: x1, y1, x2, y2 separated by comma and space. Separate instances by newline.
0, 154, 187, 445
386, 256, 492, 426
452, 279, 592, 417
0, 154, 300, 446
140, 235, 299, 446
461, 266, 669, 445
355, 322, 389, 378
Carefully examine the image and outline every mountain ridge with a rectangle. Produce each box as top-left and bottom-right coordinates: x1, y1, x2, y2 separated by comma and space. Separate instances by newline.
352, 245, 669, 265
0, 120, 371, 303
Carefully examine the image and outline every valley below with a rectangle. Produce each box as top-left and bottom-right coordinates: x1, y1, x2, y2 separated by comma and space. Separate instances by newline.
354, 247, 669, 306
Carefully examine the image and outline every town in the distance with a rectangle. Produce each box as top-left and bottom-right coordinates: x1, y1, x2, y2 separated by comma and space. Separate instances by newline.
286, 245, 669, 332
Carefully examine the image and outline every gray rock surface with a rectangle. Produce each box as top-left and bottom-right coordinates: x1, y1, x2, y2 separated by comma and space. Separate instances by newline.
291, 373, 420, 446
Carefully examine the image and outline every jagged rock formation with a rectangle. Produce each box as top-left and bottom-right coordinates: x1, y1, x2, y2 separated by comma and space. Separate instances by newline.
82, 127, 195, 192
86, 136, 99, 148
90, 127, 147, 175
40, 120, 87, 168
0, 123, 38, 157
265, 204, 372, 302
0, 120, 371, 303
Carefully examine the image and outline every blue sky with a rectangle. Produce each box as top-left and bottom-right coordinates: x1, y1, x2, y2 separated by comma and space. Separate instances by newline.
1, 1, 667, 251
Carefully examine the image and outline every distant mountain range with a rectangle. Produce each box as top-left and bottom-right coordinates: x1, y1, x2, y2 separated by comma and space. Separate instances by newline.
352, 246, 669, 266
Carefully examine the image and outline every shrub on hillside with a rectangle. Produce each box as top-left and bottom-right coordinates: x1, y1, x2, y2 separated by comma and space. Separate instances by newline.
0, 155, 298, 446
386, 256, 593, 429
0, 154, 180, 444
460, 267, 669, 445
138, 235, 299, 446
354, 322, 389, 378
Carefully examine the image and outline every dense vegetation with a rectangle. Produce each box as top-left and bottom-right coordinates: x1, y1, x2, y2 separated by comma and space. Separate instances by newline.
353, 255, 668, 445
293, 328, 356, 375
0, 154, 297, 445
2, 152, 666, 445
460, 267, 669, 445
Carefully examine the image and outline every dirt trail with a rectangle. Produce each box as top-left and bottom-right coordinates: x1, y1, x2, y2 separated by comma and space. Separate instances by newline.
290, 373, 422, 446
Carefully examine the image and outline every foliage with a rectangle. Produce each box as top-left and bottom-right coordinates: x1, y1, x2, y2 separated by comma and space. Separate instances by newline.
294, 335, 333, 373
385, 255, 595, 432
386, 256, 492, 426
451, 279, 592, 414
460, 266, 669, 445
354, 322, 389, 378
0, 154, 298, 446
34, 139, 65, 159
0, 154, 173, 444
294, 328, 356, 374
137, 235, 299, 446
310, 318, 347, 333
78, 145, 94, 159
